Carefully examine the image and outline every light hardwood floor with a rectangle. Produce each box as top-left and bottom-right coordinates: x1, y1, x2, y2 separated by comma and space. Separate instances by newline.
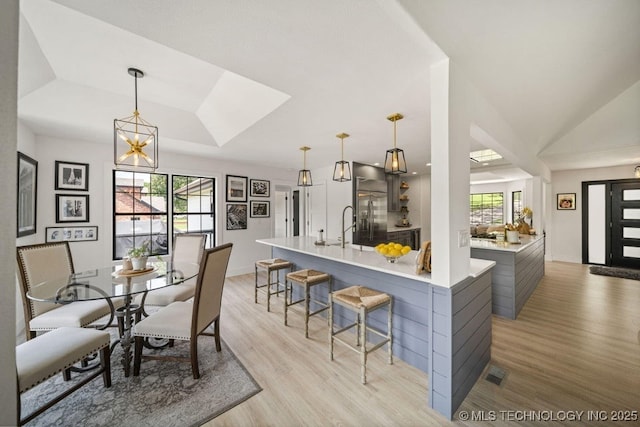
209, 262, 640, 426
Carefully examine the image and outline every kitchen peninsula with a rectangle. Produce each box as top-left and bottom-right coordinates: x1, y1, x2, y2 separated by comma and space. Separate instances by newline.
257, 236, 495, 419
470, 234, 545, 319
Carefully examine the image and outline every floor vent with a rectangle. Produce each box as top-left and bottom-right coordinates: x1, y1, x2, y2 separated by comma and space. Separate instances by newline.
485, 365, 507, 386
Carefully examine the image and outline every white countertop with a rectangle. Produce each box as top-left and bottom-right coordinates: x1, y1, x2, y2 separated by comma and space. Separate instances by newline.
257, 236, 495, 288
470, 233, 543, 253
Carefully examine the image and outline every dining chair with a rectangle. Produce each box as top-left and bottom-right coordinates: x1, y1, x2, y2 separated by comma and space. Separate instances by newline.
17, 326, 111, 425
16, 242, 117, 341
133, 242, 233, 379
140, 233, 207, 310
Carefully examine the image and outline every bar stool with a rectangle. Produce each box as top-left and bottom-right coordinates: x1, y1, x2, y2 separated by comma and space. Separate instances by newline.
255, 258, 293, 312
284, 269, 332, 338
329, 285, 393, 384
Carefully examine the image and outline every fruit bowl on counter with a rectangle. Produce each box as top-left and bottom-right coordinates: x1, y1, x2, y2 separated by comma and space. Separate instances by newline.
375, 242, 412, 263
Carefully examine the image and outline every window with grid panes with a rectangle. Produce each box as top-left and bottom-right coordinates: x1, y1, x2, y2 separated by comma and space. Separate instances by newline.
172, 175, 215, 249
470, 192, 504, 224
113, 170, 169, 259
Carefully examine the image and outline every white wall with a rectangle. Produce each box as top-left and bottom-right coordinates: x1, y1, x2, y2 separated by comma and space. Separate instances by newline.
548, 164, 636, 263
22, 135, 298, 278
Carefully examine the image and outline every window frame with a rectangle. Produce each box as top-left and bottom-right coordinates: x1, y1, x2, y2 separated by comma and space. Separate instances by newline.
171, 174, 216, 249
470, 192, 504, 225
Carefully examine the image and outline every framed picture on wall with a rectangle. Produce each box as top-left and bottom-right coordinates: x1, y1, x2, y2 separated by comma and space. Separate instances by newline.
55, 160, 89, 191
250, 200, 270, 218
226, 203, 247, 230
46, 226, 98, 242
226, 175, 248, 202
17, 152, 38, 237
557, 193, 576, 210
56, 194, 90, 223
250, 179, 270, 197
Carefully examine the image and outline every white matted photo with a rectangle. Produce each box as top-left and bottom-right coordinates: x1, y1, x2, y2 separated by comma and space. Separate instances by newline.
250, 179, 270, 197
46, 226, 98, 242
56, 194, 90, 223
55, 160, 89, 191
250, 200, 270, 218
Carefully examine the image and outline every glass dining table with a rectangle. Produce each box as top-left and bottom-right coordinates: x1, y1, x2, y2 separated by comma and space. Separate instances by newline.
27, 261, 199, 377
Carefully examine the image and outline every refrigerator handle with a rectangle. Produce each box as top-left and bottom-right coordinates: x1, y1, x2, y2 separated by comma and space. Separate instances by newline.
368, 198, 374, 240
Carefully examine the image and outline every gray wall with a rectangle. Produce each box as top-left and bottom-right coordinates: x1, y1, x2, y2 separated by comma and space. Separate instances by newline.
0, 1, 19, 424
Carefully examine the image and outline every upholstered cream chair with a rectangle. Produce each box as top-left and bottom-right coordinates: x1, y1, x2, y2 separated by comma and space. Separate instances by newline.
133, 242, 233, 379
17, 326, 111, 425
140, 233, 206, 309
16, 242, 117, 341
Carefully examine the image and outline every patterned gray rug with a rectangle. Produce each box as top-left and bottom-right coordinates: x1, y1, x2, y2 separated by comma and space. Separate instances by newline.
20, 335, 261, 427
589, 265, 640, 281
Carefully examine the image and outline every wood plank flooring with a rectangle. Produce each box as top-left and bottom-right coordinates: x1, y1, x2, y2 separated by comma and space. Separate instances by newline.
208, 262, 640, 426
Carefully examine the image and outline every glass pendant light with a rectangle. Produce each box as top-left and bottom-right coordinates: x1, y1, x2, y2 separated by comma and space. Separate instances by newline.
114, 68, 158, 171
384, 113, 407, 174
333, 132, 352, 182
297, 146, 313, 187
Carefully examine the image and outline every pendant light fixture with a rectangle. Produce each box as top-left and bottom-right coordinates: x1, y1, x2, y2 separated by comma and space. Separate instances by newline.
298, 146, 313, 187
635, 165, 640, 178
333, 132, 352, 182
384, 113, 407, 174
114, 67, 158, 171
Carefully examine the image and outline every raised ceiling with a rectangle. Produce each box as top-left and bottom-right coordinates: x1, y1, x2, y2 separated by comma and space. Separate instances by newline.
17, 0, 640, 181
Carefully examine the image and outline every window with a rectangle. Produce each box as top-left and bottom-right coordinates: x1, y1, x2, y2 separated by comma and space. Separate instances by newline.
113, 170, 168, 259
172, 175, 216, 249
470, 192, 504, 224
512, 190, 523, 223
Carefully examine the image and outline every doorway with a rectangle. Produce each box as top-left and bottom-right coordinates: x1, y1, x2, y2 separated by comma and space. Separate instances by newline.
611, 181, 640, 268
274, 186, 300, 238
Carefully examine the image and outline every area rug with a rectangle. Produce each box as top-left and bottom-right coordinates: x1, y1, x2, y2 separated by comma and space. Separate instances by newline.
20, 336, 261, 427
589, 265, 640, 281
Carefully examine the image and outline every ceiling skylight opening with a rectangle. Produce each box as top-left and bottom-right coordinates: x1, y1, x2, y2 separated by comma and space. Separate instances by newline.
470, 148, 502, 163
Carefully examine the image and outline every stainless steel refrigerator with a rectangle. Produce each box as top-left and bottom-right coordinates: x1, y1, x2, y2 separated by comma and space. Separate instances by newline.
354, 177, 387, 246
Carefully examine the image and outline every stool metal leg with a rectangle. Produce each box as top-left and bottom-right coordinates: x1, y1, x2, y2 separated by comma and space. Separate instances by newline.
360, 306, 367, 384
329, 294, 334, 360
388, 300, 393, 365
304, 283, 310, 338
254, 264, 259, 304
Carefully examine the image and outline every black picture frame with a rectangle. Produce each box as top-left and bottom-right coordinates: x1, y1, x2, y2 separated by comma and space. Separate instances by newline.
226, 175, 248, 202
17, 152, 38, 237
250, 179, 270, 197
226, 203, 247, 230
55, 160, 89, 191
46, 226, 98, 242
56, 194, 90, 223
250, 200, 270, 218
557, 193, 576, 210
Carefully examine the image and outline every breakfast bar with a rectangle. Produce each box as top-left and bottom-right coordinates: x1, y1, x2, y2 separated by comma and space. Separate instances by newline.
470, 234, 545, 319
257, 236, 495, 419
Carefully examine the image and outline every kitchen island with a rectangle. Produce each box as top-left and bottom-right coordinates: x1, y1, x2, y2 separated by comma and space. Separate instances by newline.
257, 236, 495, 420
470, 234, 545, 319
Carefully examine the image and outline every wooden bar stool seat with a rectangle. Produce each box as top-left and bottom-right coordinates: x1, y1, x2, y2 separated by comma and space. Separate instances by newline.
285, 269, 332, 338
329, 285, 393, 384
254, 258, 293, 312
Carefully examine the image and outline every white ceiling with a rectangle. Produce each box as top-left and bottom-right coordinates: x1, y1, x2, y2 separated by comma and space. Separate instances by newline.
17, 0, 640, 182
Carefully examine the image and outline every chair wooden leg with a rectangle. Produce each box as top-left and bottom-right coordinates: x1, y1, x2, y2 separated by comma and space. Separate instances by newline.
101, 346, 112, 387
63, 368, 71, 381
133, 336, 143, 376
190, 339, 200, 379
214, 318, 222, 352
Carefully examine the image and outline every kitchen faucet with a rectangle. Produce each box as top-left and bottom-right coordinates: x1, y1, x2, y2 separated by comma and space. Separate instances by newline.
341, 205, 356, 248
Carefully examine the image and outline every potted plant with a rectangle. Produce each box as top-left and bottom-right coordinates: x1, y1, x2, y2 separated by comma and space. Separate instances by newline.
127, 241, 150, 270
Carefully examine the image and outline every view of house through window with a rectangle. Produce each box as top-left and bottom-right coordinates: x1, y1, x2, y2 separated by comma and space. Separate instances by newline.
172, 175, 216, 249
113, 170, 169, 260
470, 192, 504, 224
512, 190, 523, 223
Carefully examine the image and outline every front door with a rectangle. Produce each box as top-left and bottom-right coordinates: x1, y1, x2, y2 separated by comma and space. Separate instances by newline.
611, 182, 640, 268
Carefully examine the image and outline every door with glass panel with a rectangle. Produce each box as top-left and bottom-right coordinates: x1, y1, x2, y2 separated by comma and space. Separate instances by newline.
611, 182, 640, 269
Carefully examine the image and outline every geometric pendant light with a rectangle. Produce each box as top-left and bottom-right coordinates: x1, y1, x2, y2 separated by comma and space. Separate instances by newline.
332, 132, 352, 182
114, 68, 158, 171
384, 113, 407, 174
297, 146, 313, 187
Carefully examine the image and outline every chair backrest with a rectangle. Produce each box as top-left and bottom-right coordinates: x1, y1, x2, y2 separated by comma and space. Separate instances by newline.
191, 243, 233, 337
172, 234, 206, 265
16, 242, 75, 320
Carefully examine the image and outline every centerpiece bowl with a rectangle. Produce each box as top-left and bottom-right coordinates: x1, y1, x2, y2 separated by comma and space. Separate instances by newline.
375, 242, 412, 263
